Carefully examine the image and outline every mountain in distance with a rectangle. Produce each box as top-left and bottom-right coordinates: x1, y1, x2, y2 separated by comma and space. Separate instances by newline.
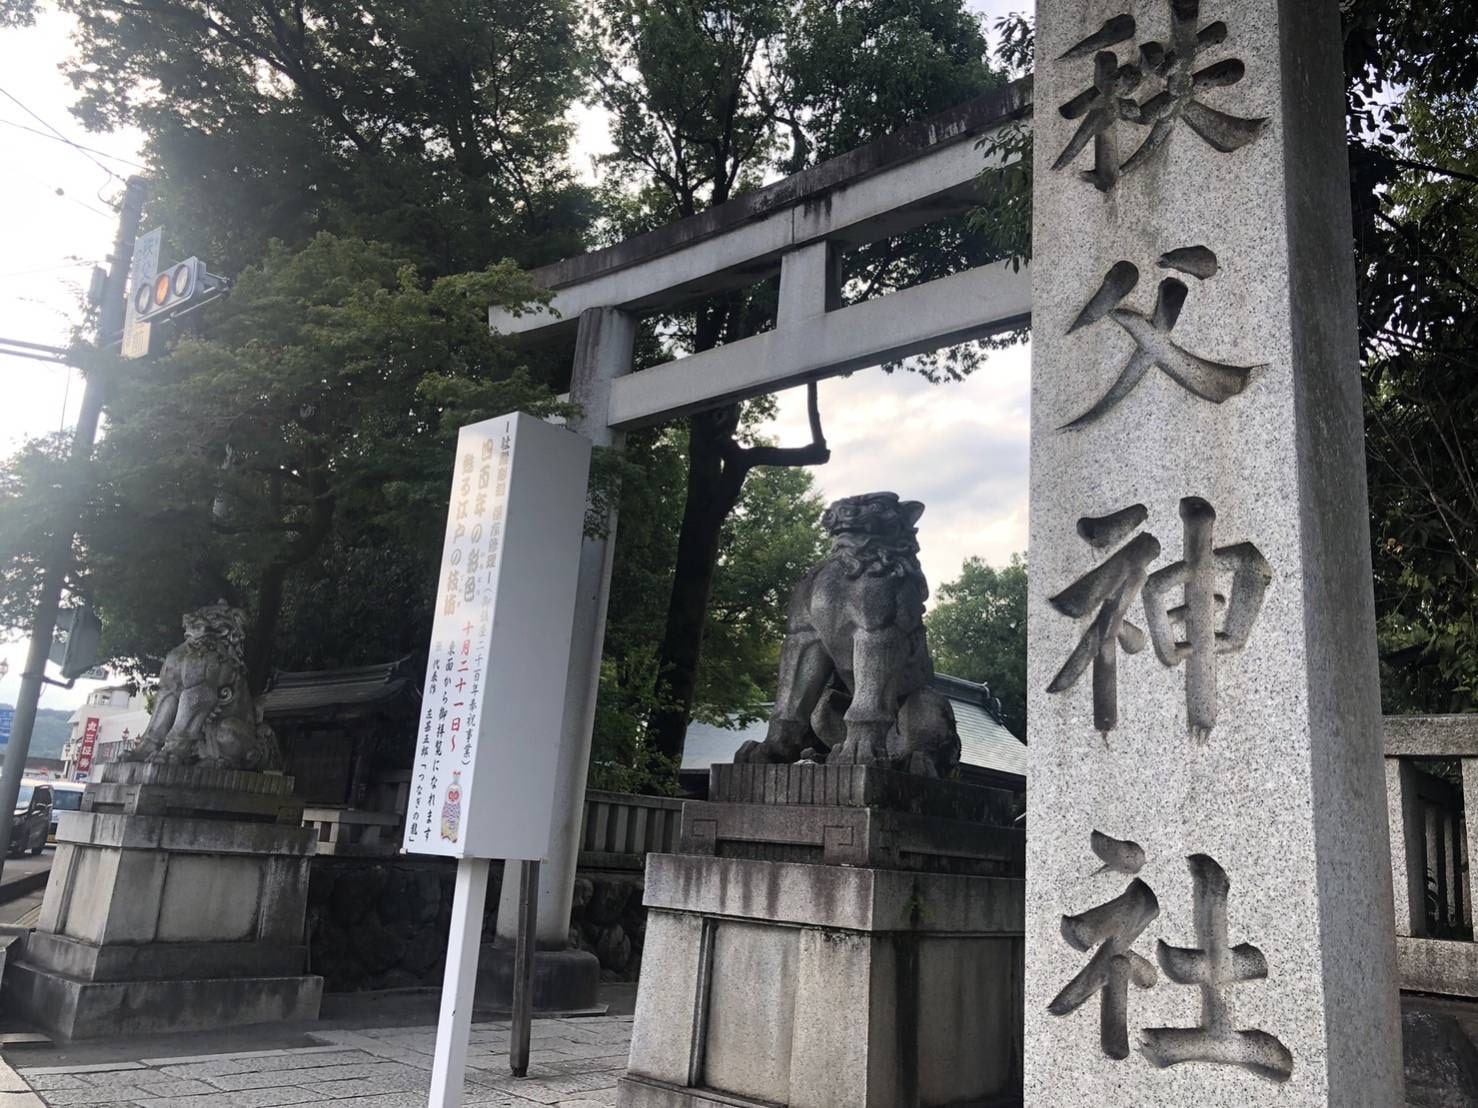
0, 705, 74, 759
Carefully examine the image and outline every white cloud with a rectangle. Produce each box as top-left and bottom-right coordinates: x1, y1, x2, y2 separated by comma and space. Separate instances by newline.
758, 339, 1031, 595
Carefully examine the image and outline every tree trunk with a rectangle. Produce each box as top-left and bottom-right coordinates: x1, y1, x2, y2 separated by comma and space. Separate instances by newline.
649, 404, 748, 763
247, 560, 287, 694
648, 376, 830, 767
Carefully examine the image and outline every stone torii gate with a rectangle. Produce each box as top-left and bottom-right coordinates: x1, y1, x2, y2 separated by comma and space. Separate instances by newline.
483, 80, 1032, 1000
490, 2, 1403, 1101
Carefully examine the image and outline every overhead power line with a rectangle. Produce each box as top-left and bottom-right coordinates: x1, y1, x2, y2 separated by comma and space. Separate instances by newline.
0, 86, 129, 185
0, 337, 70, 364
0, 116, 147, 171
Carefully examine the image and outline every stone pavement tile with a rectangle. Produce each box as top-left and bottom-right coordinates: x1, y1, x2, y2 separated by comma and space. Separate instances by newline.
17, 1064, 146, 1078
137, 1079, 219, 1097
316, 1096, 425, 1108
132, 1086, 320, 1108
539, 1041, 625, 1061
35, 1086, 157, 1105
302, 1033, 432, 1070
0, 1064, 29, 1095
154, 1050, 382, 1081
473, 1073, 622, 1107
208, 1061, 422, 1092
471, 1077, 565, 1106
7, 1077, 82, 1094
139, 1047, 351, 1068
463, 1091, 552, 1108
298, 1073, 426, 1099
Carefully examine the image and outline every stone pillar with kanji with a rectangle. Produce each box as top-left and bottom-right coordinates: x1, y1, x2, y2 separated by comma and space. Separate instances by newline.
1026, 1, 1404, 1104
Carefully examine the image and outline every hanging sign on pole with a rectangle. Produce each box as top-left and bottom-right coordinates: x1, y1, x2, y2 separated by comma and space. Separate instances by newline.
121, 227, 161, 359
405, 411, 591, 1107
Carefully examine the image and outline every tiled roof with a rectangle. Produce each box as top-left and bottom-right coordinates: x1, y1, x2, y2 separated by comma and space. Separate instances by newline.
681, 673, 1026, 780
259, 657, 420, 717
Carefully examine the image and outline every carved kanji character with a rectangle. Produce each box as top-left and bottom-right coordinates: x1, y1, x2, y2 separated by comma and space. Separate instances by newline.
1142, 498, 1272, 741
1140, 854, 1294, 1083
1052, 15, 1143, 191
1053, 0, 1268, 190
1121, 0, 1270, 176
1049, 832, 1160, 1060
1047, 505, 1160, 734
1060, 249, 1264, 430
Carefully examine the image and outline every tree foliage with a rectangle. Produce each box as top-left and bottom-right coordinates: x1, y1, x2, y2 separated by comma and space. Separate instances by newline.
591, 415, 828, 793
925, 553, 1027, 737
1344, 2, 1478, 711
54, 0, 593, 274
0, 234, 562, 687
592, 0, 1009, 767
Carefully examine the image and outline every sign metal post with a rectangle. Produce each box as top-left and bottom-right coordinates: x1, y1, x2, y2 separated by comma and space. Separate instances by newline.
510, 859, 541, 1078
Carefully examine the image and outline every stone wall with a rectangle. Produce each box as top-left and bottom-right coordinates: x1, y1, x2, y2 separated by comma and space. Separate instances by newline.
304, 856, 647, 992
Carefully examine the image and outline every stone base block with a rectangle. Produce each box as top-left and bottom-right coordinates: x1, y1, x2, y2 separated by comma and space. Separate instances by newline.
7, 805, 321, 1039
1398, 936, 1478, 999
1, 959, 322, 1040
22, 930, 306, 982
84, 762, 304, 824
623, 853, 1024, 1108
475, 942, 601, 1013
617, 1073, 1023, 1108
708, 762, 1017, 823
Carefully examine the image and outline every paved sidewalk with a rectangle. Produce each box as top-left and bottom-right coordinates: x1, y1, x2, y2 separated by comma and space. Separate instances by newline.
2, 1015, 633, 1108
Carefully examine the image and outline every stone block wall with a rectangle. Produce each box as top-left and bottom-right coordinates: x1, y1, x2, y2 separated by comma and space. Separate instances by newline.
304, 856, 646, 992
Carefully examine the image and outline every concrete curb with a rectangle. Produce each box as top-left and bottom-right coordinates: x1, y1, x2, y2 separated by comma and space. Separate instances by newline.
0, 871, 48, 909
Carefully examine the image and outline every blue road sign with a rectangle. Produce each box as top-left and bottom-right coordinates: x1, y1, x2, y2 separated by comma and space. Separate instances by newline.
0, 706, 13, 747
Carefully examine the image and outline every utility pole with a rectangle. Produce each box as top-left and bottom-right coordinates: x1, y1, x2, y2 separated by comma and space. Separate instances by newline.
0, 175, 148, 885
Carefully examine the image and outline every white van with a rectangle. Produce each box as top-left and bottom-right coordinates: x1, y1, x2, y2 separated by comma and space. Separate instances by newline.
48, 781, 85, 839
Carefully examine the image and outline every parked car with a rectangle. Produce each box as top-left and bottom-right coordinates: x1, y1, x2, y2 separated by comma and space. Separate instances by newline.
48, 781, 84, 839
8, 781, 53, 856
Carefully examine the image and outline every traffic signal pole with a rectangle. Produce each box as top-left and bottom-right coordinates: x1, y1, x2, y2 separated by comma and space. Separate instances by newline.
0, 175, 148, 886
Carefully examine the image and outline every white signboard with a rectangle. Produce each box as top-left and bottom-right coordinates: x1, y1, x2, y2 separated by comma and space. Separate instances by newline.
403, 410, 591, 862
121, 227, 161, 359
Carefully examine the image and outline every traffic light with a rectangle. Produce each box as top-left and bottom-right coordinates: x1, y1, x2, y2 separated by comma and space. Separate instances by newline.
130, 257, 227, 324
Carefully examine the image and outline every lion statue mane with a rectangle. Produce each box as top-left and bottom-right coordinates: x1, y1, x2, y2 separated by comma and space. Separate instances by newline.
735, 491, 961, 777
127, 601, 283, 771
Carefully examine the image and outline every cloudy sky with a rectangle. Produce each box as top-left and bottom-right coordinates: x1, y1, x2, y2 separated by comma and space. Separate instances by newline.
0, 0, 1031, 711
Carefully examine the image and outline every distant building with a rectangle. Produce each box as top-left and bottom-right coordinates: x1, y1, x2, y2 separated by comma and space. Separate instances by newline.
680, 672, 1026, 796
63, 684, 150, 781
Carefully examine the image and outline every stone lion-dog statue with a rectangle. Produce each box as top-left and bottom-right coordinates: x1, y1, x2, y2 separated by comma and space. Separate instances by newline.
127, 601, 284, 771
736, 491, 961, 777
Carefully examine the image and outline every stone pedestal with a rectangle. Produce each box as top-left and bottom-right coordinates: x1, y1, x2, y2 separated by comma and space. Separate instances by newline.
1, 762, 323, 1039
618, 764, 1025, 1108
476, 941, 601, 1013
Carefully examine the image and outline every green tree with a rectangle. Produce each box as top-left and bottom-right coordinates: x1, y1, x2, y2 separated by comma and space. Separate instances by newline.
925, 554, 1027, 737
0, 234, 560, 687
45, 0, 593, 275
593, 0, 1008, 766
591, 413, 828, 793
1344, 3, 1478, 712
0, 0, 593, 687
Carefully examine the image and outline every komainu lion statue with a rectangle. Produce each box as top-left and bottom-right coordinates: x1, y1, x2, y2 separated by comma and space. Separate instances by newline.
736, 492, 961, 777
127, 602, 284, 771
